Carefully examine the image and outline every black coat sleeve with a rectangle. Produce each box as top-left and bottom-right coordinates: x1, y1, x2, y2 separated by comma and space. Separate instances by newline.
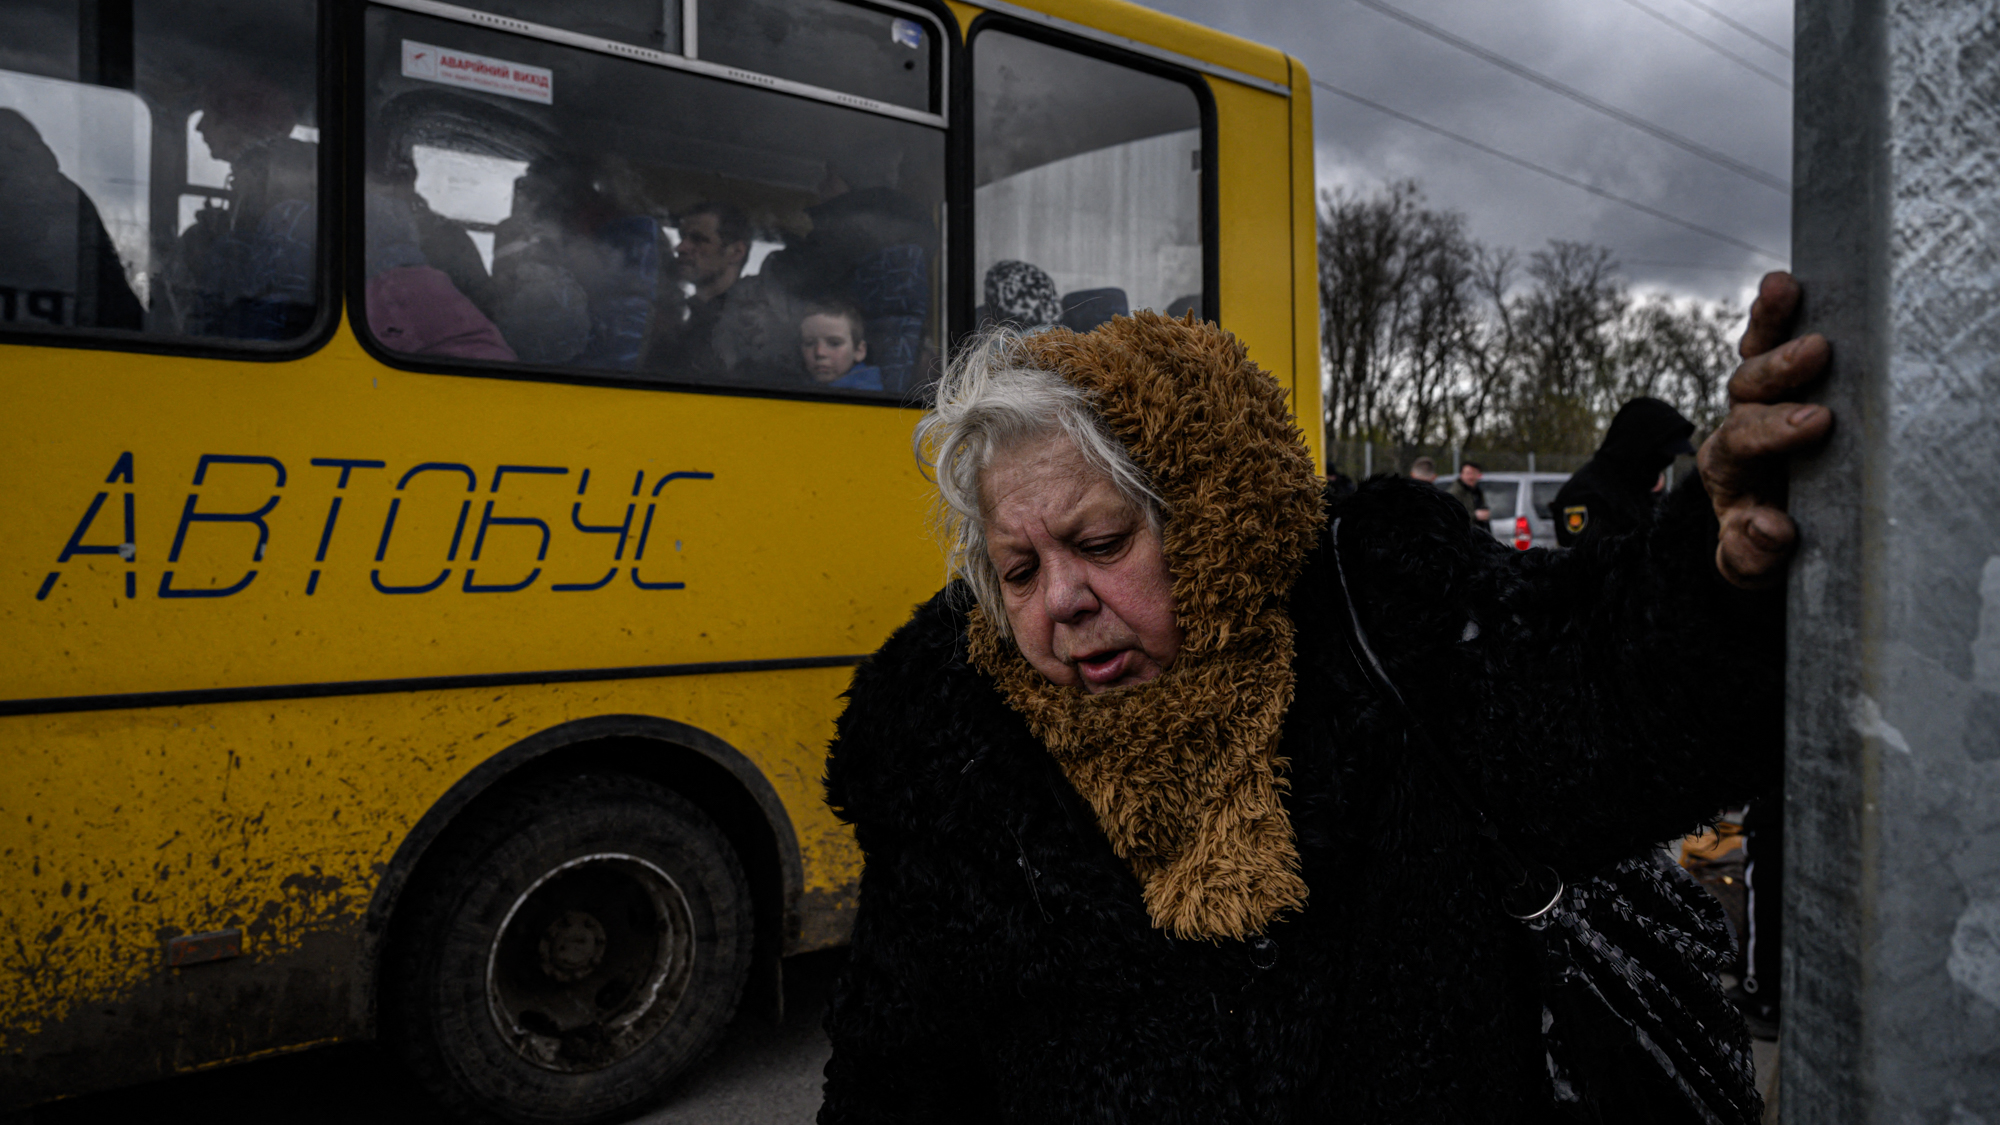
1334, 474, 1784, 872
818, 832, 995, 1123
818, 593, 1001, 1124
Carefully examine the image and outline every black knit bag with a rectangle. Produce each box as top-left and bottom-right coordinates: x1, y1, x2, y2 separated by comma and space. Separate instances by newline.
1329, 518, 1761, 1124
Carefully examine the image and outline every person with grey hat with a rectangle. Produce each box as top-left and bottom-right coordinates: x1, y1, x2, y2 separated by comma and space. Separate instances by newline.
1552, 397, 1699, 547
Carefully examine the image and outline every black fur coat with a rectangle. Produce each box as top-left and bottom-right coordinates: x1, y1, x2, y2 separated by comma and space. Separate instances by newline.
819, 474, 1781, 1123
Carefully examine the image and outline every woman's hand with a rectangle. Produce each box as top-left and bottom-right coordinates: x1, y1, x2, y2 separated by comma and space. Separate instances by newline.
1698, 271, 1835, 589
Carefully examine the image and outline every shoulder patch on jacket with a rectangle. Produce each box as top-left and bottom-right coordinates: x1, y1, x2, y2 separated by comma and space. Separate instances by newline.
1564, 505, 1589, 536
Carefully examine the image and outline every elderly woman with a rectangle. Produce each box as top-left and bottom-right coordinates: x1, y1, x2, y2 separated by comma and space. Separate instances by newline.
820, 275, 1829, 1123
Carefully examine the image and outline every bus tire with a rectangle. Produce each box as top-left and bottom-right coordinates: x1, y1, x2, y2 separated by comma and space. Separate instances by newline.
383, 772, 753, 1125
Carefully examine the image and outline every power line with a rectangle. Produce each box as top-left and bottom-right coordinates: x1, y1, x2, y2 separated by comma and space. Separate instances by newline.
1312, 77, 1787, 262
1345, 0, 1789, 193
1620, 259, 1771, 272
1619, 0, 1790, 89
1672, 0, 1793, 60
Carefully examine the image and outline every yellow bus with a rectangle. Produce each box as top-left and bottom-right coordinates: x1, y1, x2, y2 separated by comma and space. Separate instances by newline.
0, 0, 1318, 1116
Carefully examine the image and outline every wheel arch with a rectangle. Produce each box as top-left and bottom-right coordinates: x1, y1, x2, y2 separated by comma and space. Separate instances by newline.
357, 713, 804, 1032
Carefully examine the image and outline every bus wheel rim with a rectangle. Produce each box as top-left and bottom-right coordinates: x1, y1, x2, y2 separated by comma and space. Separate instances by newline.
483, 851, 698, 1073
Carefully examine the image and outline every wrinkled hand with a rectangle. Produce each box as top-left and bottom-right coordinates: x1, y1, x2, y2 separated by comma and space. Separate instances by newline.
1697, 272, 1834, 588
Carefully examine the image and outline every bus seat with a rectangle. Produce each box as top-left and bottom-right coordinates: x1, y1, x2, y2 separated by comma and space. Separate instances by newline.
851, 243, 928, 392
1060, 287, 1128, 333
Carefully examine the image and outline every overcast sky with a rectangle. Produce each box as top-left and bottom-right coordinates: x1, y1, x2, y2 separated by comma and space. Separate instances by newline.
1137, 0, 1792, 306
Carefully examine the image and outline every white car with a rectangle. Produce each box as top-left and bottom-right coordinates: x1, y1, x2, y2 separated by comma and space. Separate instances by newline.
1439, 472, 1573, 550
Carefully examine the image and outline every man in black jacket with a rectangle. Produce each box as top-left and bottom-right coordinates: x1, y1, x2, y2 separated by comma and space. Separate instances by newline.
1442, 460, 1491, 530
1552, 397, 1697, 546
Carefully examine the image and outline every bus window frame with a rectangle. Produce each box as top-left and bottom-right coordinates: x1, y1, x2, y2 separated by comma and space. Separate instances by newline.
958, 12, 1220, 338
0, 0, 345, 364
342, 0, 964, 408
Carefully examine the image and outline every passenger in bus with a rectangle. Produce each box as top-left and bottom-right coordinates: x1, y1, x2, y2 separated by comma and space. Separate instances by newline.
362, 192, 515, 363
667, 200, 802, 384
365, 138, 500, 323
670, 201, 752, 378
490, 157, 660, 370
0, 109, 144, 331
978, 259, 1062, 332
821, 276, 1831, 1122
180, 75, 317, 341
798, 300, 882, 391
785, 173, 937, 391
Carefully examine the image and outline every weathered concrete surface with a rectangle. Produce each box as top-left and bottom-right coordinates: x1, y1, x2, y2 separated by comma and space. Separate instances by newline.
1788, 0, 2000, 1119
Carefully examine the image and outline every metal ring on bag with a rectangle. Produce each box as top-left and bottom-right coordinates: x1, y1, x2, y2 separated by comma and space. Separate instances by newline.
1504, 863, 1566, 922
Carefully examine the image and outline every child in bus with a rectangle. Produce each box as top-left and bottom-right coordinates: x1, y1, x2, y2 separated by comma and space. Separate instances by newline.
798, 300, 883, 390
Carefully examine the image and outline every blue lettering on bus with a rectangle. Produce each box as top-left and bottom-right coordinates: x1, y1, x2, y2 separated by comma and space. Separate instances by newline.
41, 452, 140, 600
306, 459, 387, 595
35, 455, 714, 601
630, 471, 713, 590
160, 455, 285, 599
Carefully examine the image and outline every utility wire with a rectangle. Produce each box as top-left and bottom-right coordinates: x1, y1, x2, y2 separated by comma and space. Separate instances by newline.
1619, 0, 1790, 89
1345, 0, 1789, 193
1621, 259, 1770, 272
1673, 0, 1793, 59
1312, 78, 1787, 262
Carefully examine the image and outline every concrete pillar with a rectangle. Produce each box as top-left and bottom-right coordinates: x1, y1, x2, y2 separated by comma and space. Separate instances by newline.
1787, 0, 2000, 1118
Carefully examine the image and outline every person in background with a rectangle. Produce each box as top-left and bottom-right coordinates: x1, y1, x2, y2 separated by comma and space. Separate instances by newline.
1408, 456, 1438, 484
490, 161, 592, 364
799, 300, 882, 391
182, 74, 317, 340
489, 156, 659, 370
1443, 460, 1490, 529
1551, 396, 1698, 547
673, 200, 751, 372
980, 260, 1062, 331
0, 109, 144, 331
365, 135, 498, 322
1325, 463, 1357, 497
362, 192, 515, 362
1549, 395, 1778, 1037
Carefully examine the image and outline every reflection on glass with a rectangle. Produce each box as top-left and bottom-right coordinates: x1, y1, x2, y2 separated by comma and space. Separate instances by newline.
469, 0, 683, 55
699, 0, 934, 112
973, 31, 1202, 334
361, 5, 945, 394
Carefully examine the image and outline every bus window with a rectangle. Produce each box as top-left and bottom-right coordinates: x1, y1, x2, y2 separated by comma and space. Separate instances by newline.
973, 30, 1203, 333
697, 0, 938, 114
0, 0, 320, 344
360, 4, 945, 395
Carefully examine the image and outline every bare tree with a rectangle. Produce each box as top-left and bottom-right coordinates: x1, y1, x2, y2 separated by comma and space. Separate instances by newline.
1455, 245, 1518, 447
1506, 242, 1627, 452
1317, 181, 1476, 449
1317, 179, 1744, 460
1616, 295, 1739, 432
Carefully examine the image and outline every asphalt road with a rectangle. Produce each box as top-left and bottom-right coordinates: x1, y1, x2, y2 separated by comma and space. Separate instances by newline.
16, 950, 843, 1125
12, 948, 1779, 1123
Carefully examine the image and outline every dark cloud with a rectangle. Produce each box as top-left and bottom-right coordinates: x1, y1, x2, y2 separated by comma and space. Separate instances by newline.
1136, 0, 1791, 303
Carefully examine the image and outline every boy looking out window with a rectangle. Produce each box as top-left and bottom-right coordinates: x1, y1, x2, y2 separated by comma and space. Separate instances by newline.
799, 301, 882, 391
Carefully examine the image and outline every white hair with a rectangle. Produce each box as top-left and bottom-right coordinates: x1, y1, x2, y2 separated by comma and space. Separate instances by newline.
913, 328, 1162, 638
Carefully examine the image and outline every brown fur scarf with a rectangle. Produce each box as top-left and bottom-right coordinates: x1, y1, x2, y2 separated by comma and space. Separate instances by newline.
965, 311, 1327, 941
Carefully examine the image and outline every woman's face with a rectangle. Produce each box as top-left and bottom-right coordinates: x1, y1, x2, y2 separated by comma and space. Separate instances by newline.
981, 434, 1181, 693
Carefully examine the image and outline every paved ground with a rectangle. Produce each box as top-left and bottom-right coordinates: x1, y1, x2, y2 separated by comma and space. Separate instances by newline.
14, 948, 1778, 1123
18, 950, 842, 1125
